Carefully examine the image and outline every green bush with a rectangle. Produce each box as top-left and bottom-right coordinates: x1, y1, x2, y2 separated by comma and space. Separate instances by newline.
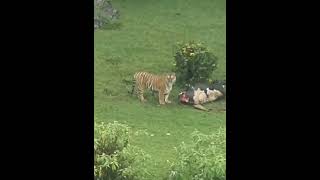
94, 121, 151, 180
168, 128, 226, 180
173, 41, 218, 85
94, 0, 120, 30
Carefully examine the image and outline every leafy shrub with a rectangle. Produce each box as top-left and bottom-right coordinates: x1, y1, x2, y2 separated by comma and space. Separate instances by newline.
173, 41, 218, 85
94, 121, 151, 180
168, 128, 226, 180
94, 0, 120, 30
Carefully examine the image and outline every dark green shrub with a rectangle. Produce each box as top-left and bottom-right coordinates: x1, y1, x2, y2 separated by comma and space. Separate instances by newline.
173, 41, 218, 85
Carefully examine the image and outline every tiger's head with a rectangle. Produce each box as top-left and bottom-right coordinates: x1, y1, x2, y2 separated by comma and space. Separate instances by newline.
166, 73, 176, 84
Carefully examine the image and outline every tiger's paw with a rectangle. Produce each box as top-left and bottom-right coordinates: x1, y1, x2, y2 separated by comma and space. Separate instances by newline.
140, 99, 147, 103
165, 100, 172, 104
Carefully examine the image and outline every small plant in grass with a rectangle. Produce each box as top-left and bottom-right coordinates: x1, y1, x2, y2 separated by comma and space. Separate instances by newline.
168, 127, 226, 180
94, 121, 151, 180
94, 0, 120, 30
173, 41, 218, 86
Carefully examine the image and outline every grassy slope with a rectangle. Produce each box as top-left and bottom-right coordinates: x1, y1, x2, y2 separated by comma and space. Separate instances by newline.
94, 0, 226, 179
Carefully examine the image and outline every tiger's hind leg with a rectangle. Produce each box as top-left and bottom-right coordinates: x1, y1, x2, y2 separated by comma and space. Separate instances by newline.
137, 89, 147, 102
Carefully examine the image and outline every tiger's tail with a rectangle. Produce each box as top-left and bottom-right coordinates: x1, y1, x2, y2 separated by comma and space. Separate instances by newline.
129, 78, 136, 95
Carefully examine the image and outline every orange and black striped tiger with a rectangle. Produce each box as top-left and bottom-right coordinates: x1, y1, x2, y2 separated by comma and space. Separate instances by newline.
130, 72, 176, 105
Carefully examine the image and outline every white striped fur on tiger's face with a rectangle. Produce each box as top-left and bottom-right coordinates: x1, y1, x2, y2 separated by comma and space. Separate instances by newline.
132, 72, 176, 105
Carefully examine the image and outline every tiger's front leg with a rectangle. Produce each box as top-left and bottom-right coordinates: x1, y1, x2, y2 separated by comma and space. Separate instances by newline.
158, 91, 166, 105
164, 92, 172, 104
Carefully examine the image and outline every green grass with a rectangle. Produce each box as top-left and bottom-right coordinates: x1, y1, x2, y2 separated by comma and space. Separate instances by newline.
94, 0, 226, 179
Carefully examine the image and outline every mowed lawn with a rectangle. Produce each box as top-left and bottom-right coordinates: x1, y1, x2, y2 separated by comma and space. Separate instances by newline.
94, 0, 226, 179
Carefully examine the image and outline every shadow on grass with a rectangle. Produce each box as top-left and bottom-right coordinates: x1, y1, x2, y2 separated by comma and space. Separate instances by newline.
101, 22, 123, 30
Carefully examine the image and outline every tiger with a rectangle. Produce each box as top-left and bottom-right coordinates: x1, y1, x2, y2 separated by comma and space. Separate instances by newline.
130, 72, 176, 105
